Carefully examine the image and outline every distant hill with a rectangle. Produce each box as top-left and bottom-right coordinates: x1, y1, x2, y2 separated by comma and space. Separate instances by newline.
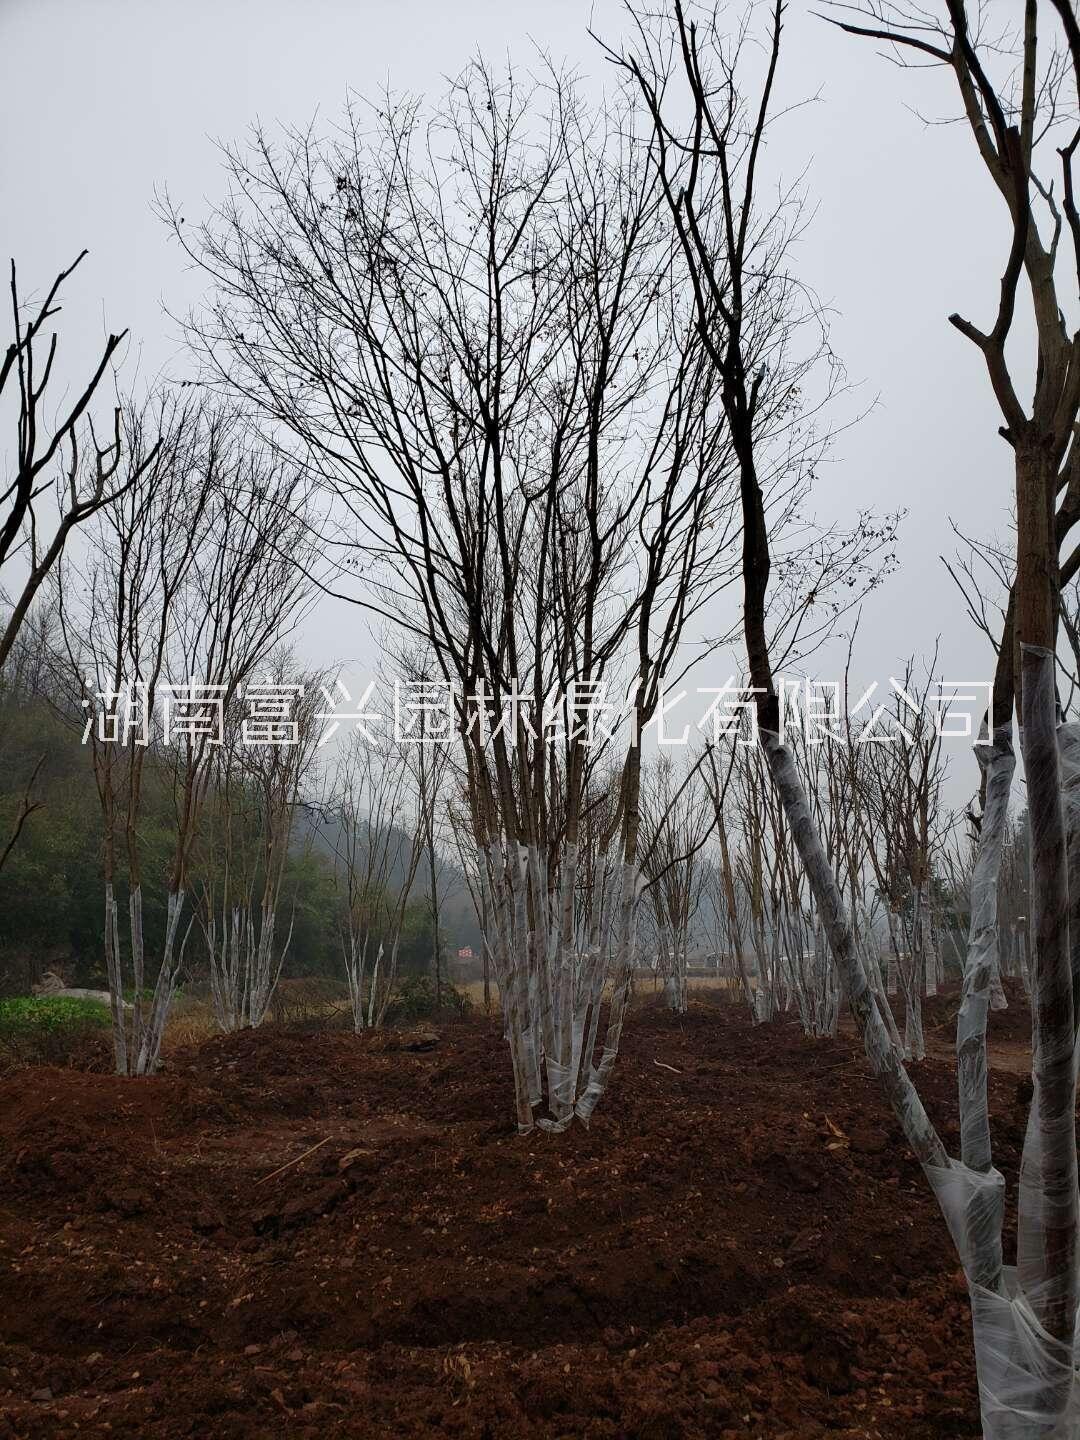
294, 802, 482, 953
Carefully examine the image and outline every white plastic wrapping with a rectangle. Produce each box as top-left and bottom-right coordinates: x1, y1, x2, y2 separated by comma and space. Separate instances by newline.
1018, 646, 1078, 1357
958, 727, 1015, 1188
479, 835, 644, 1133
927, 649, 1080, 1437
928, 1159, 1080, 1439
1059, 718, 1080, 1038
763, 695, 1080, 1436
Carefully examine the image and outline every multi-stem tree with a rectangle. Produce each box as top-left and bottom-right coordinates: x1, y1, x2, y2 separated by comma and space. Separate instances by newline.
200, 656, 326, 1031
170, 60, 889, 1131
639, 751, 714, 1011
718, 725, 856, 1036
384, 640, 455, 1008
701, 739, 762, 1011
328, 730, 428, 1032
61, 397, 312, 1073
851, 660, 952, 1058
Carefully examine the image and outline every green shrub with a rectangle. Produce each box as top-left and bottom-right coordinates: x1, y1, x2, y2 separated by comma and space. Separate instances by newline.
0, 995, 111, 1070
124, 986, 158, 1003
385, 975, 470, 1024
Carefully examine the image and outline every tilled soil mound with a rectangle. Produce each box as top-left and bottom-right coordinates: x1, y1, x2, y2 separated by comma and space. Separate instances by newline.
0, 998, 1035, 1438
901, 976, 1034, 1047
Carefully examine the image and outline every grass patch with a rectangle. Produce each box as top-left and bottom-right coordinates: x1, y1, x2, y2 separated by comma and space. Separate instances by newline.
0, 994, 111, 1070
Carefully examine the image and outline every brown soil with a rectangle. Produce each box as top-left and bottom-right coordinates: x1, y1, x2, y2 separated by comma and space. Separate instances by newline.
0, 991, 1037, 1438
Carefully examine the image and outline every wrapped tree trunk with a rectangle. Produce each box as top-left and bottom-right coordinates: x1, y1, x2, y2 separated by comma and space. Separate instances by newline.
953, 725, 1015, 1300
921, 887, 939, 997
931, 652, 1078, 1437
886, 911, 900, 997
103, 882, 127, 1074
618, 7, 1080, 1429
715, 810, 757, 1017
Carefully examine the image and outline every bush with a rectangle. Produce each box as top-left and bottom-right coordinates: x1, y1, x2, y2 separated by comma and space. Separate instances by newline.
385, 975, 470, 1024
269, 975, 351, 1031
0, 995, 111, 1071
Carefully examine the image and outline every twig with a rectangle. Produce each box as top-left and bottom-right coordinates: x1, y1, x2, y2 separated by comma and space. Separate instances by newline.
653, 1059, 683, 1074
256, 1136, 330, 1185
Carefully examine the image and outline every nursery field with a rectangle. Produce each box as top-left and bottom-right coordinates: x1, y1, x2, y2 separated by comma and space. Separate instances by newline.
0, 987, 1037, 1440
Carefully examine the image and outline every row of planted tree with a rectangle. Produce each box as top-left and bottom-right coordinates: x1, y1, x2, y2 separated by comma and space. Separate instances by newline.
3, 0, 1080, 1431
6, 588, 1011, 1069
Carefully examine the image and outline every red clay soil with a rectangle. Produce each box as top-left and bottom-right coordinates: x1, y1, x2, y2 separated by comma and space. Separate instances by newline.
0, 988, 1038, 1439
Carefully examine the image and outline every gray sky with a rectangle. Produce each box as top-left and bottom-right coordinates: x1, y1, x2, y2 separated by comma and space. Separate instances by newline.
1, 0, 1021, 797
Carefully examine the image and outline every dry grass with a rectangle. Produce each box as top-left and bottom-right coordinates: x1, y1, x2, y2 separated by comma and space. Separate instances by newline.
158, 971, 743, 1048
162, 995, 219, 1052
456, 972, 740, 1011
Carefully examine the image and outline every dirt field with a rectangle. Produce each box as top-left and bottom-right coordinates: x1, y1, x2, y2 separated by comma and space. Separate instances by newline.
0, 986, 1036, 1438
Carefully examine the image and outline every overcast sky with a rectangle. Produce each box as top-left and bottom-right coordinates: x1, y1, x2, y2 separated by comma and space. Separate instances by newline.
1, 0, 1021, 795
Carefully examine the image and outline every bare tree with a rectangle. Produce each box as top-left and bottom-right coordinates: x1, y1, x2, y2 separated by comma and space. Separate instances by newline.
61, 396, 313, 1073
617, 0, 1080, 1430
612, 0, 956, 1328
328, 730, 428, 1031
383, 639, 456, 1008
715, 722, 860, 1037
852, 660, 953, 1058
0, 252, 152, 669
200, 654, 326, 1031
0, 253, 160, 870
639, 751, 714, 1011
824, 0, 1080, 1429
167, 58, 891, 1131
